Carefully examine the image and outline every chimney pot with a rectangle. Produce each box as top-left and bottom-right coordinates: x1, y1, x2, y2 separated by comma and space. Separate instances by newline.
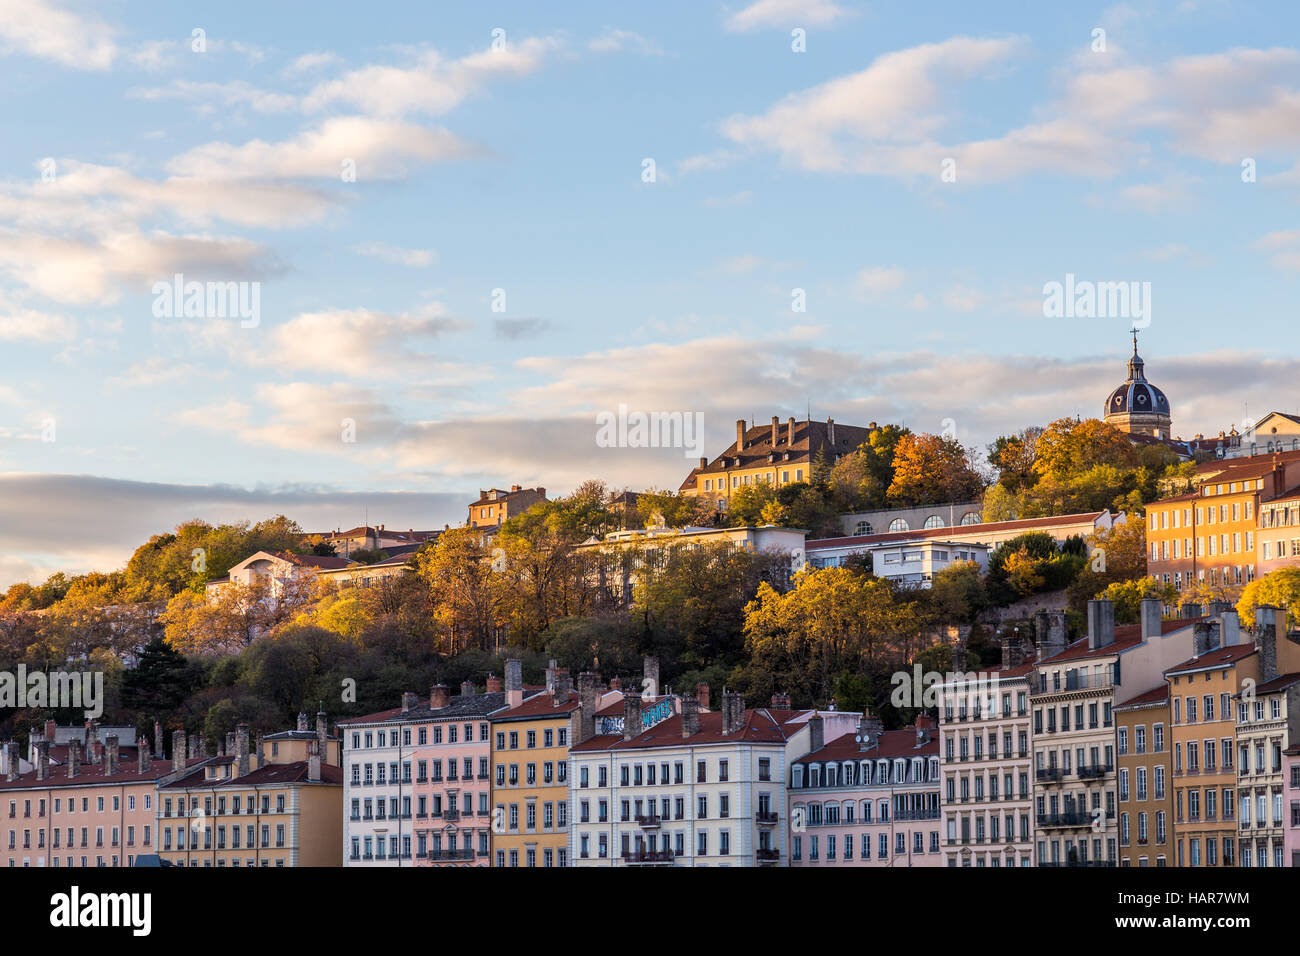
696, 682, 711, 712
486, 674, 503, 693
736, 419, 746, 451
623, 693, 643, 740
430, 684, 451, 710
173, 731, 187, 773
680, 696, 700, 738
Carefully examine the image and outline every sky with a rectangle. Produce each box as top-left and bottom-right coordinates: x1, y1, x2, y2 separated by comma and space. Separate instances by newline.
2, 0, 1300, 587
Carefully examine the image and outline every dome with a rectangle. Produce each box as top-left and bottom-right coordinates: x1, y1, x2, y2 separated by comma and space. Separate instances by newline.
1104, 335, 1170, 422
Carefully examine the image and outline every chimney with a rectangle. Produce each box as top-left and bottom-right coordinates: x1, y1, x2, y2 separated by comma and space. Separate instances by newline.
915, 713, 935, 744
460, 680, 476, 696
296, 712, 309, 732
224, 732, 234, 757
623, 693, 643, 740
173, 731, 187, 773
721, 691, 745, 735
153, 721, 163, 759
1180, 602, 1202, 620
44, 719, 56, 743
401, 692, 418, 712
1256, 605, 1281, 681
699, 456, 707, 469
771, 691, 792, 710
35, 739, 49, 781
787, 416, 796, 446
552, 669, 572, 707
67, 739, 80, 779
545, 660, 557, 694
255, 735, 265, 770
505, 658, 524, 708
999, 634, 1023, 668
1087, 600, 1115, 650
307, 739, 322, 782
808, 713, 824, 752
1193, 620, 1221, 656
197, 734, 206, 758
1220, 610, 1240, 647
771, 416, 779, 447
952, 633, 969, 674
1036, 610, 1067, 660
104, 735, 119, 776
4, 741, 16, 781
680, 695, 700, 738
236, 723, 250, 777
486, 674, 503, 693
577, 672, 599, 743
736, 419, 746, 451
137, 734, 148, 773
609, 676, 622, 692
430, 684, 450, 710
696, 682, 711, 712
827, 417, 836, 445
857, 713, 884, 751
643, 656, 660, 698
87, 721, 100, 764
1140, 598, 1162, 643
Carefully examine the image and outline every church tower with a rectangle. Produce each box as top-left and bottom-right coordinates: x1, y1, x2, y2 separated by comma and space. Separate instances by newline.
1103, 330, 1172, 438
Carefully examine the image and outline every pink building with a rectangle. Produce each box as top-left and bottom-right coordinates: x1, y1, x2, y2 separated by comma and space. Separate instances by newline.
788, 714, 941, 866
1287, 745, 1300, 866
340, 661, 542, 867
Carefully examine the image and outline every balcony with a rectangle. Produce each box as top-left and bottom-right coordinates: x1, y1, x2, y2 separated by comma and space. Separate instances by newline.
443, 809, 460, 822
1036, 811, 1092, 828
635, 813, 661, 829
756, 848, 781, 865
756, 810, 779, 826
1077, 764, 1112, 780
426, 848, 476, 862
1036, 768, 1064, 782
622, 849, 675, 865
1039, 860, 1115, 868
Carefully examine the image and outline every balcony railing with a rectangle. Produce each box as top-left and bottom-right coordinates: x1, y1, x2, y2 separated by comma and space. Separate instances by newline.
1036, 768, 1064, 782
635, 814, 661, 828
426, 848, 475, 861
756, 848, 781, 864
1036, 811, 1092, 828
756, 810, 779, 825
622, 849, 675, 865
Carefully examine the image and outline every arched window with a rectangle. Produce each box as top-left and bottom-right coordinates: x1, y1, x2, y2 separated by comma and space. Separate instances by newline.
960, 512, 980, 526
854, 521, 873, 536
888, 518, 909, 533
923, 515, 945, 529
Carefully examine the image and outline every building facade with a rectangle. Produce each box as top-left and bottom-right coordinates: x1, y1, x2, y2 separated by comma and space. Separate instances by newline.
1115, 685, 1173, 866
789, 715, 942, 867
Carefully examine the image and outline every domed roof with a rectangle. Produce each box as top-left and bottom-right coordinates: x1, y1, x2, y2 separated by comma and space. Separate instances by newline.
1105, 335, 1170, 420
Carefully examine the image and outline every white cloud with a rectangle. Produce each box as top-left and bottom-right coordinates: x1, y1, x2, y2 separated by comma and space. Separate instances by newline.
127, 80, 298, 113
166, 116, 476, 181
0, 0, 117, 70
588, 28, 664, 56
853, 266, 905, 298
724, 0, 854, 33
301, 36, 562, 117
285, 51, 342, 74
353, 242, 438, 267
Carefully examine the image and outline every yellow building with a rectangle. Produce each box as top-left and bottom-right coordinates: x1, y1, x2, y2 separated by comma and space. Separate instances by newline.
157, 715, 342, 867
490, 664, 579, 867
679, 417, 877, 511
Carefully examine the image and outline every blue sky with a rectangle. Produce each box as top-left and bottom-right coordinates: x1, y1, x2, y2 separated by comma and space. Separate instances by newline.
3, 0, 1300, 585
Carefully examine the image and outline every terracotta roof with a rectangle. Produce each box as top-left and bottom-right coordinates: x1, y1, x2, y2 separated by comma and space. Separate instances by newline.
0, 756, 203, 792
1040, 619, 1200, 665
1117, 685, 1170, 709
162, 760, 343, 789
1248, 672, 1300, 695
795, 726, 938, 764
338, 690, 537, 726
570, 708, 801, 752
493, 690, 581, 720
1164, 642, 1257, 676
272, 551, 353, 569
808, 512, 1107, 549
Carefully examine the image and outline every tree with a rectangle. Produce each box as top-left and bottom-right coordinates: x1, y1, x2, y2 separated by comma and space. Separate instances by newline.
1033, 418, 1137, 483
414, 528, 512, 654
635, 488, 713, 529
987, 429, 1040, 492
1066, 516, 1149, 613
1097, 578, 1177, 624
886, 434, 984, 507
926, 561, 987, 623
1237, 567, 1300, 629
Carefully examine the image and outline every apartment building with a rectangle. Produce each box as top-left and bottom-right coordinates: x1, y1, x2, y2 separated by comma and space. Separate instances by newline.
936, 631, 1035, 867
1115, 685, 1173, 866
1, 723, 177, 867
1233, 607, 1300, 868
569, 690, 848, 866
1285, 744, 1300, 866
1146, 452, 1300, 597
1031, 599, 1201, 867
1256, 487, 1300, 575
789, 714, 942, 867
489, 660, 580, 868
468, 486, 547, 529
157, 716, 342, 867
340, 681, 518, 866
